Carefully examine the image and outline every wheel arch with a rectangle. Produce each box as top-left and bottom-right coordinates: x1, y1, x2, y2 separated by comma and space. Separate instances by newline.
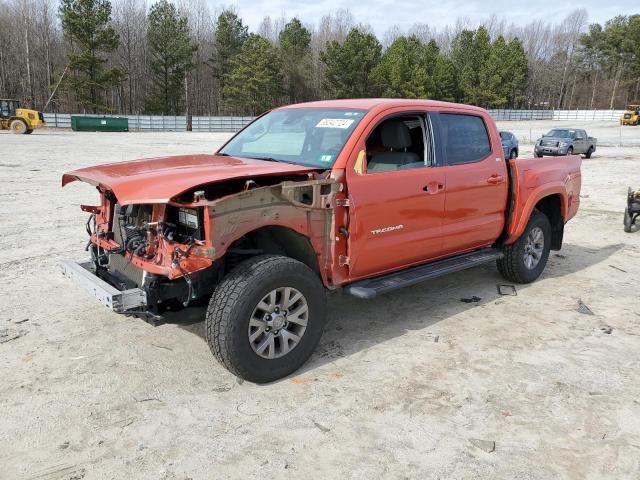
505, 187, 567, 249
533, 194, 564, 250
224, 225, 322, 279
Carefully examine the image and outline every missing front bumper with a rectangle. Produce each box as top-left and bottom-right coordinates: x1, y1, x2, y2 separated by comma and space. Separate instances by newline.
59, 259, 147, 313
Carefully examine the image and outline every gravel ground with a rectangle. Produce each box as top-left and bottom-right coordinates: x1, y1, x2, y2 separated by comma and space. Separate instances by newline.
1, 125, 640, 480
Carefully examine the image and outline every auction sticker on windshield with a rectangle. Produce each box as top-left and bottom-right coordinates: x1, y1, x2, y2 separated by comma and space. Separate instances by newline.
316, 118, 355, 129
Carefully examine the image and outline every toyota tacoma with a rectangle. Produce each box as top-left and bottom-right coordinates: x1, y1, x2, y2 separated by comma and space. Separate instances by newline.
61, 99, 582, 382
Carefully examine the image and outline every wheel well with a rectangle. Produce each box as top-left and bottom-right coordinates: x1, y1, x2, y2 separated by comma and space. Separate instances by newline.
534, 195, 564, 250
225, 226, 320, 276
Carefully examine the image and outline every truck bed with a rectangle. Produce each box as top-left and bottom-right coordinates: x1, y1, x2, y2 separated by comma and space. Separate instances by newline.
506, 155, 582, 243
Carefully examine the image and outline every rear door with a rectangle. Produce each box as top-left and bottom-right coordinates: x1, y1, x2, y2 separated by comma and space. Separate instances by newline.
345, 110, 446, 279
433, 112, 508, 256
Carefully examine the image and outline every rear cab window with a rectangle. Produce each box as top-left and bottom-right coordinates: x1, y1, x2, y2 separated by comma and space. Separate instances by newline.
438, 113, 492, 165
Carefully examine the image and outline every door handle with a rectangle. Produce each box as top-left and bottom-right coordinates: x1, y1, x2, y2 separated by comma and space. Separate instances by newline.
487, 174, 504, 185
423, 182, 444, 194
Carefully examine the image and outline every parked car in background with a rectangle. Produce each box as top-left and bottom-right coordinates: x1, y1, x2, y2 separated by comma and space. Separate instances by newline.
535, 128, 596, 159
620, 105, 640, 126
500, 131, 519, 159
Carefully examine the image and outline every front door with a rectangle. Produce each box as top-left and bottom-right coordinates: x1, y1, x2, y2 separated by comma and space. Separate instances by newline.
345, 112, 446, 280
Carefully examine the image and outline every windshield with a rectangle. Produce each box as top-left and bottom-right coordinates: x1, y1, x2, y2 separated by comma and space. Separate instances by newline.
544, 129, 575, 138
219, 108, 366, 167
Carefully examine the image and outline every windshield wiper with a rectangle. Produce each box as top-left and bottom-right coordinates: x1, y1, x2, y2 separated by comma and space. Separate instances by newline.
245, 156, 281, 162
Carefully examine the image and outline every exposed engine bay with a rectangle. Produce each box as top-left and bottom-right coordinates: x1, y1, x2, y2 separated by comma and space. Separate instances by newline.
114, 204, 204, 256
77, 171, 341, 318
90, 204, 205, 269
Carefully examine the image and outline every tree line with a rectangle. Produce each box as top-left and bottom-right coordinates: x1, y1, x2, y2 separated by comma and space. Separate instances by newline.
0, 1, 639, 116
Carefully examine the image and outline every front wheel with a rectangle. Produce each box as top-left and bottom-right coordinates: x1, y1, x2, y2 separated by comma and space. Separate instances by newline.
205, 255, 327, 383
498, 210, 551, 284
567, 147, 573, 156
510, 149, 518, 159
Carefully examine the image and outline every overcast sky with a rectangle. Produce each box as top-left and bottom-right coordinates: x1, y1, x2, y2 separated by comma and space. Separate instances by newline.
225, 0, 638, 35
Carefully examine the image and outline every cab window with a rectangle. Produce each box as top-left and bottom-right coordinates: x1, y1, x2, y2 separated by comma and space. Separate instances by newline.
439, 113, 491, 165
365, 114, 434, 173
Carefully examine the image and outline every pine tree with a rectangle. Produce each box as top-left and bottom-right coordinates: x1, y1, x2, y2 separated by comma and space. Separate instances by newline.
279, 18, 312, 103
320, 28, 382, 98
450, 27, 492, 105
422, 39, 456, 102
145, 0, 196, 115
372, 36, 434, 98
505, 38, 528, 107
59, 0, 122, 112
224, 34, 284, 115
212, 9, 248, 112
480, 35, 509, 107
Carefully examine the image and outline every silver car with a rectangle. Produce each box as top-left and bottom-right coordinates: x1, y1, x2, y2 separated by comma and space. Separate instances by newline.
535, 128, 597, 158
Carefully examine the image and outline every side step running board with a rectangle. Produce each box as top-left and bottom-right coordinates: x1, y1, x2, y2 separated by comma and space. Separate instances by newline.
344, 248, 503, 299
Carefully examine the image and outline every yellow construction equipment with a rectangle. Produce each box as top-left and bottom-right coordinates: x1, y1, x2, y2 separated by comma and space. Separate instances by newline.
0, 99, 46, 134
620, 104, 640, 126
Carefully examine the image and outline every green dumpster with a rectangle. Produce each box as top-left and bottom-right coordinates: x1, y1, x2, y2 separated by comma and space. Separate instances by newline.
71, 116, 129, 132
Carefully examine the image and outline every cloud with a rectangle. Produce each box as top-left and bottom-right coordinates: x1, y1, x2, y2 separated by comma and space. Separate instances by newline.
222, 0, 637, 35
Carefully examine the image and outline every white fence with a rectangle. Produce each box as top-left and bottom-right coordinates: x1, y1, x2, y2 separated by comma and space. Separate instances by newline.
42, 113, 254, 131
488, 109, 626, 121
43, 109, 627, 132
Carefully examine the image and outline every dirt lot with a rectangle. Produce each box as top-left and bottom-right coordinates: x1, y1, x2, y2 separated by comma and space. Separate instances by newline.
1, 124, 640, 480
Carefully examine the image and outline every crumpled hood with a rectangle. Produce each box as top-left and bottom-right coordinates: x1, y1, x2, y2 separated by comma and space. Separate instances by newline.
62, 154, 317, 205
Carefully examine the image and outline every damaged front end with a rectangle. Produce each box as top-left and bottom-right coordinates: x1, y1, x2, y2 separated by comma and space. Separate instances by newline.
61, 168, 343, 322
61, 192, 220, 322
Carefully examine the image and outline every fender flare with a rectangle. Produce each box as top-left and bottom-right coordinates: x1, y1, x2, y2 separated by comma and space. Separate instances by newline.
505, 184, 568, 244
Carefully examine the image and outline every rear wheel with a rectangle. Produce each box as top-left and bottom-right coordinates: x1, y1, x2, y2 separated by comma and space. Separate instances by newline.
498, 210, 551, 284
205, 255, 327, 383
534, 152, 543, 158
584, 147, 593, 159
10, 119, 27, 134
624, 207, 633, 233
567, 147, 573, 156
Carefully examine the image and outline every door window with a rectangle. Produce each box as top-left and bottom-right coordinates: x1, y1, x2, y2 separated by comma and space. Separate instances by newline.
439, 113, 491, 165
365, 115, 434, 172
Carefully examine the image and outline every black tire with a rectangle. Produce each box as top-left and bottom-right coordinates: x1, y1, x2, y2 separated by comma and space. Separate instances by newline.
510, 149, 518, 159
25, 129, 33, 134
534, 152, 543, 158
567, 147, 573, 156
584, 147, 593, 159
498, 210, 552, 284
624, 207, 633, 233
205, 255, 327, 383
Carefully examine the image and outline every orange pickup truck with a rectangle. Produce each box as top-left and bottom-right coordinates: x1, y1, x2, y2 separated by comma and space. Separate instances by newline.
61, 99, 582, 382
